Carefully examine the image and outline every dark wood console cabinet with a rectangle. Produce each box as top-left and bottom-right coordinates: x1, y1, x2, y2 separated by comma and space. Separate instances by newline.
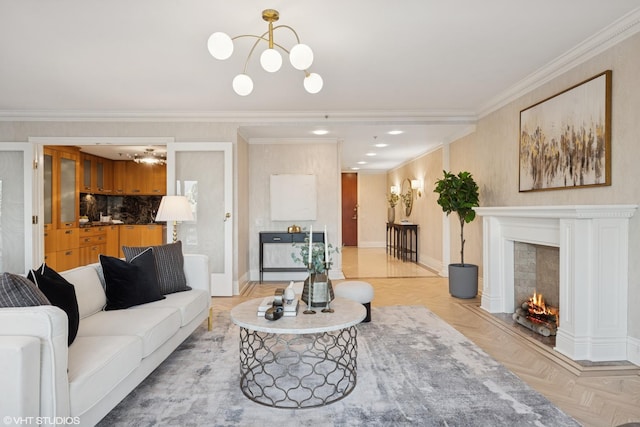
259, 231, 325, 283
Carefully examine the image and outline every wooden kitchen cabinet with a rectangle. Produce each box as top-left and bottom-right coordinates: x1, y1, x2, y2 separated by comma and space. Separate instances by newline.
79, 226, 107, 265
118, 224, 163, 257
105, 225, 120, 257
81, 153, 113, 194
54, 227, 80, 270
148, 163, 166, 195
43, 146, 80, 268
124, 161, 166, 195
44, 147, 80, 230
112, 161, 127, 194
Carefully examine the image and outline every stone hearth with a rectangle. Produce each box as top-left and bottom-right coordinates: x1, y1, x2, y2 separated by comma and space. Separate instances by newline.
475, 205, 637, 362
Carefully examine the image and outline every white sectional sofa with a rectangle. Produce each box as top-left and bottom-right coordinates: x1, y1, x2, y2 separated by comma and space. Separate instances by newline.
0, 253, 211, 427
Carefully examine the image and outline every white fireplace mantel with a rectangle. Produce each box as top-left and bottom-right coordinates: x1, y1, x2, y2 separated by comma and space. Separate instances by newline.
475, 205, 637, 362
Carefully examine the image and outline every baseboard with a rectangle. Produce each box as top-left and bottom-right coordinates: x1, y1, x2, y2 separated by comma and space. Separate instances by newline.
357, 241, 385, 248
628, 336, 640, 366
418, 255, 443, 276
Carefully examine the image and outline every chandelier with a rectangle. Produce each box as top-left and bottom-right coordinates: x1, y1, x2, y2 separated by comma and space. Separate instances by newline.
132, 148, 166, 165
207, 9, 323, 96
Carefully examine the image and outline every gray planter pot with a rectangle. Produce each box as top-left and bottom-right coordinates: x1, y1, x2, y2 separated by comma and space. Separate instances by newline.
448, 263, 478, 299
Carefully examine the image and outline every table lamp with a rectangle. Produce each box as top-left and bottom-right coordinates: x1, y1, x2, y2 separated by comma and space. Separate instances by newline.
155, 195, 194, 243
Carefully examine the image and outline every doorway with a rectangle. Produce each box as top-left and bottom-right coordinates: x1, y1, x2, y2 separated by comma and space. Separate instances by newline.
341, 173, 358, 246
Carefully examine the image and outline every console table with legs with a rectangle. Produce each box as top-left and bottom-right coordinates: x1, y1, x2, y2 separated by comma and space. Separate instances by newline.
259, 231, 325, 283
386, 223, 418, 263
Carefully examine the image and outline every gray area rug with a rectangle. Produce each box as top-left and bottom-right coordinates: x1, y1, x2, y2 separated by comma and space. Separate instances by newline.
99, 306, 579, 426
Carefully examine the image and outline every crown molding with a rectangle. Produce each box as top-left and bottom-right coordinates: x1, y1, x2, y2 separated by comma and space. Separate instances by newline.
28, 136, 175, 145
477, 7, 640, 118
0, 109, 476, 125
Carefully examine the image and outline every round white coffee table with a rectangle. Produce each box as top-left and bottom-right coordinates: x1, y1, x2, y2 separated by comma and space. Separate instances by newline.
230, 297, 366, 408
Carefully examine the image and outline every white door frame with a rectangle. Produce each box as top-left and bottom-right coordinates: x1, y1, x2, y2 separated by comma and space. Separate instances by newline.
167, 142, 233, 296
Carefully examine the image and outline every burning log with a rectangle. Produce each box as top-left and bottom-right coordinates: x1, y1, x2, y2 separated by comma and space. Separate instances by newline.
513, 308, 557, 336
513, 291, 559, 337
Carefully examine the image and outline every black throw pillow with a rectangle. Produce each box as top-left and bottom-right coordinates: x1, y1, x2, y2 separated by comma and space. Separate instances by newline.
28, 264, 80, 346
100, 248, 165, 310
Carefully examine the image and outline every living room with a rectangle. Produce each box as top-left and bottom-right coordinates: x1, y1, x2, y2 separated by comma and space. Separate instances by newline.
1, 2, 640, 426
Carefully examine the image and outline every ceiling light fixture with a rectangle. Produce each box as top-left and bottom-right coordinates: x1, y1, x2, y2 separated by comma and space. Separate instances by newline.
388, 130, 404, 135
207, 9, 323, 96
365, 152, 377, 157
374, 143, 388, 148
312, 129, 329, 135
133, 148, 166, 166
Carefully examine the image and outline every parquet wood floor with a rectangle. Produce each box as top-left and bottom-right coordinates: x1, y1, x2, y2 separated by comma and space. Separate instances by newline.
212, 247, 640, 427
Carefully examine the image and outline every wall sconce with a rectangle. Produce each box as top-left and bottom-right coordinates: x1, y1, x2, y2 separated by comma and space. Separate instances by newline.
390, 185, 400, 195
411, 179, 423, 197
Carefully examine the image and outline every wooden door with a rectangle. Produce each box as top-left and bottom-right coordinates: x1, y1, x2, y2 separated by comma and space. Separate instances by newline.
341, 173, 358, 246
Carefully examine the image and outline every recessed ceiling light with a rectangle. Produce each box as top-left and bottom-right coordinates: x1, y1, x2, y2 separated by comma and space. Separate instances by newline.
365, 152, 377, 156
374, 143, 388, 148
357, 161, 367, 165
388, 130, 403, 135
350, 167, 360, 170
312, 129, 329, 135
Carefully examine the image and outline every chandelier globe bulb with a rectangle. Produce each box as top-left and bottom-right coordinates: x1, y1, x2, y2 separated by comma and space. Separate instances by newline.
303, 73, 323, 94
289, 44, 314, 70
260, 48, 282, 73
232, 74, 254, 96
207, 32, 234, 60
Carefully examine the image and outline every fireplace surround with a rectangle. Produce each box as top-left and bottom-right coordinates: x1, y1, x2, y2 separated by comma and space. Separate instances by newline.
475, 205, 637, 362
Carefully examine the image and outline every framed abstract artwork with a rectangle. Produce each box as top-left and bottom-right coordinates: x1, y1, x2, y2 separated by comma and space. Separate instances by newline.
519, 70, 611, 192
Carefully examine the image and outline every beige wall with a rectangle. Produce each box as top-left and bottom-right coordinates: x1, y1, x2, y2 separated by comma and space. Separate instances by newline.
248, 142, 341, 280
388, 148, 444, 273
392, 32, 640, 340
356, 173, 387, 247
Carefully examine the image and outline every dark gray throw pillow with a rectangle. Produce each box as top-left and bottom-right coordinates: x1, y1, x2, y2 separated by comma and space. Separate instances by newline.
0, 272, 50, 307
28, 264, 80, 346
100, 248, 165, 310
122, 241, 190, 295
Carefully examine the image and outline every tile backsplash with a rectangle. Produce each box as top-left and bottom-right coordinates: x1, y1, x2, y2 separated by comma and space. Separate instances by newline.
81, 193, 163, 224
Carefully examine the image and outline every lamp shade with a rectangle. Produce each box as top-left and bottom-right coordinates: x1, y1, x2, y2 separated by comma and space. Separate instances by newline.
232, 74, 254, 96
289, 44, 313, 70
207, 32, 234, 60
260, 48, 282, 72
155, 196, 194, 223
303, 72, 323, 94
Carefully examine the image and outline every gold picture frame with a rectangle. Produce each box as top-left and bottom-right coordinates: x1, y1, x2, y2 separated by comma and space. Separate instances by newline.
519, 70, 612, 192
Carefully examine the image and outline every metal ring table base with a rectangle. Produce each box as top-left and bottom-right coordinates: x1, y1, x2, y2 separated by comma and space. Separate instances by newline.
238, 326, 358, 408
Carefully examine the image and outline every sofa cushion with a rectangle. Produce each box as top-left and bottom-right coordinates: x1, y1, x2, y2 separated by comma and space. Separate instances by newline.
76, 308, 181, 357
27, 264, 80, 345
67, 335, 142, 417
122, 241, 191, 295
60, 266, 107, 320
0, 273, 50, 307
100, 249, 165, 311
131, 289, 209, 327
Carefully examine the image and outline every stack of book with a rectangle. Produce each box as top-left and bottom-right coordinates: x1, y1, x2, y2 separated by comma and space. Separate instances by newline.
257, 297, 299, 317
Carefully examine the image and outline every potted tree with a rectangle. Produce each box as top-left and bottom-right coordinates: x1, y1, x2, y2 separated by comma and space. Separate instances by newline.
434, 170, 480, 298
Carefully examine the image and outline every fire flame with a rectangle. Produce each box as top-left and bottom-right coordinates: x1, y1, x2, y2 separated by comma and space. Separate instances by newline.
527, 291, 558, 322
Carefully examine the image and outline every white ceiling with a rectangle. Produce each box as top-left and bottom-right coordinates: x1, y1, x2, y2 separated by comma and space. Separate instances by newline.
1, 1, 639, 171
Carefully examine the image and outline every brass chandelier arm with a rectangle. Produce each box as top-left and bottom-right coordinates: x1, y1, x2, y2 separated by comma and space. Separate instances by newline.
232, 25, 304, 74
